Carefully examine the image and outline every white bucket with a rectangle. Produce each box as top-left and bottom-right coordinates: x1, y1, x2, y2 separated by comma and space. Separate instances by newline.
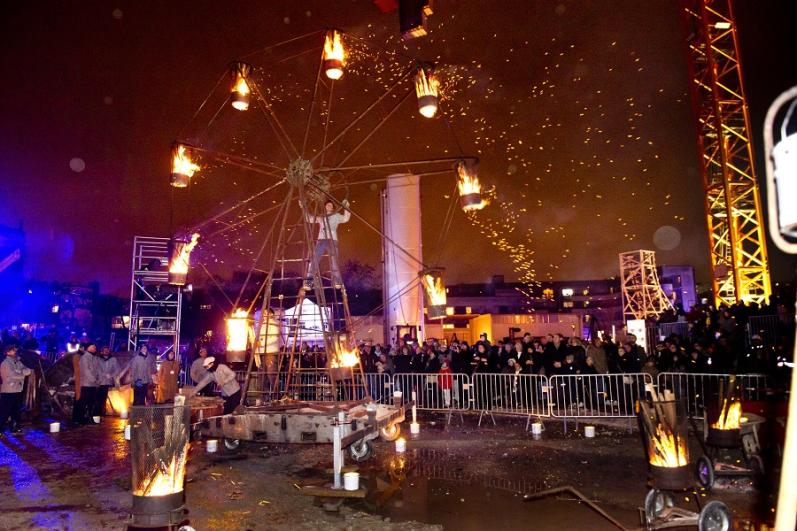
49, 422, 61, 433
343, 471, 360, 491
93, 416, 101, 424
392, 391, 403, 406
585, 426, 596, 438
410, 422, 420, 435
206, 439, 218, 453
395, 438, 406, 453
124, 424, 131, 440
531, 422, 543, 435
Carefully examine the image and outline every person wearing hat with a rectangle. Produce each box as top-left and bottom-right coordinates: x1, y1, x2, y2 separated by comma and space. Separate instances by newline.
0, 345, 32, 435
187, 357, 241, 414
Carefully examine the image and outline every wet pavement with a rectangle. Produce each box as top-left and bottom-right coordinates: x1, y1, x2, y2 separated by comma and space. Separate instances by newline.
0, 412, 777, 530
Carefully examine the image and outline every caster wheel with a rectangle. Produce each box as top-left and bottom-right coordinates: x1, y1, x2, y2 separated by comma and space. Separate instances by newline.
380, 423, 401, 442
644, 488, 673, 523
223, 438, 241, 452
698, 500, 731, 531
697, 455, 715, 490
348, 439, 373, 462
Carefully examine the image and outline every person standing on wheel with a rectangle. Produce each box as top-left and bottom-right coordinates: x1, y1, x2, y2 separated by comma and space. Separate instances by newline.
187, 357, 241, 414
303, 198, 350, 288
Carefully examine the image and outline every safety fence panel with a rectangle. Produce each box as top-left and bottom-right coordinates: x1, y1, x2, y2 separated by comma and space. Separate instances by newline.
657, 321, 691, 339
234, 370, 394, 404
470, 373, 551, 417
549, 373, 652, 418
392, 373, 471, 412
656, 372, 770, 418
747, 314, 795, 348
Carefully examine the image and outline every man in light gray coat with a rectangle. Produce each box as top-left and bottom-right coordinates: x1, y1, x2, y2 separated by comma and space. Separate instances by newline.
187, 357, 241, 414
189, 347, 211, 396
75, 343, 101, 424
0, 345, 32, 434
95, 346, 120, 416
117, 345, 157, 406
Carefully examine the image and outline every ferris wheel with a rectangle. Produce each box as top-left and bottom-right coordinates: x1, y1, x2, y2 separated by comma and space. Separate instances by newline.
166, 29, 483, 404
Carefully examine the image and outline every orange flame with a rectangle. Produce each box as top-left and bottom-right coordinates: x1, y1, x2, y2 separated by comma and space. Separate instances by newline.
232, 72, 250, 96
456, 162, 485, 211
415, 68, 439, 118
226, 309, 250, 352
107, 385, 132, 416
169, 233, 200, 277
134, 454, 186, 497
323, 30, 345, 80
331, 343, 359, 368
422, 273, 447, 306
711, 400, 742, 430
648, 423, 689, 468
172, 145, 200, 179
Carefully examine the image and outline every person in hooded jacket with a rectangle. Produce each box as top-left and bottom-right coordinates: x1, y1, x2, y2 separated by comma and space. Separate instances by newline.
188, 357, 241, 414
0, 345, 32, 434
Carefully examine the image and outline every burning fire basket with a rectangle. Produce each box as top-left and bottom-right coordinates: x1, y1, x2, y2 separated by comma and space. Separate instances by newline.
695, 377, 764, 491
637, 390, 731, 531
130, 400, 190, 528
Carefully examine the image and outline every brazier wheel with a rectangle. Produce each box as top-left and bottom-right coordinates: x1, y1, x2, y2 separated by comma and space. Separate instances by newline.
380, 423, 401, 442
697, 455, 715, 489
644, 488, 673, 522
698, 500, 731, 531
348, 439, 373, 462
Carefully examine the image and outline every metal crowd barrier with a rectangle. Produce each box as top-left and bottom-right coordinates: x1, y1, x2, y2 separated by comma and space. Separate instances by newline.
233, 369, 393, 404
393, 372, 471, 412
224, 370, 772, 425
656, 372, 770, 418
548, 373, 653, 418
471, 373, 550, 418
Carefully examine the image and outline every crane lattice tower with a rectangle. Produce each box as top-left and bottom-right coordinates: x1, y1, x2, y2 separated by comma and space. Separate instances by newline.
619, 250, 674, 321
683, 0, 772, 306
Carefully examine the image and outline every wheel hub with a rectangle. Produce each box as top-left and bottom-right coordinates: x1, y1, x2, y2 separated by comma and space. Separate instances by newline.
286, 158, 330, 202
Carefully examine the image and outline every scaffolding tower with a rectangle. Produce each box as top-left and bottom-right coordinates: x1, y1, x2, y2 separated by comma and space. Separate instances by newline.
619, 250, 673, 321
683, 0, 772, 306
127, 236, 182, 357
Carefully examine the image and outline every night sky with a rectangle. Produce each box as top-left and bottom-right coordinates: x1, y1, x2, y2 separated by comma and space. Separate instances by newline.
1, 1, 795, 296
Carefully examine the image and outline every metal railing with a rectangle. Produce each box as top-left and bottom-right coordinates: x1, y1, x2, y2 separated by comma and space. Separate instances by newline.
549, 373, 653, 418
471, 373, 550, 417
393, 372, 471, 411
221, 370, 772, 424
748, 314, 795, 347
656, 372, 770, 418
